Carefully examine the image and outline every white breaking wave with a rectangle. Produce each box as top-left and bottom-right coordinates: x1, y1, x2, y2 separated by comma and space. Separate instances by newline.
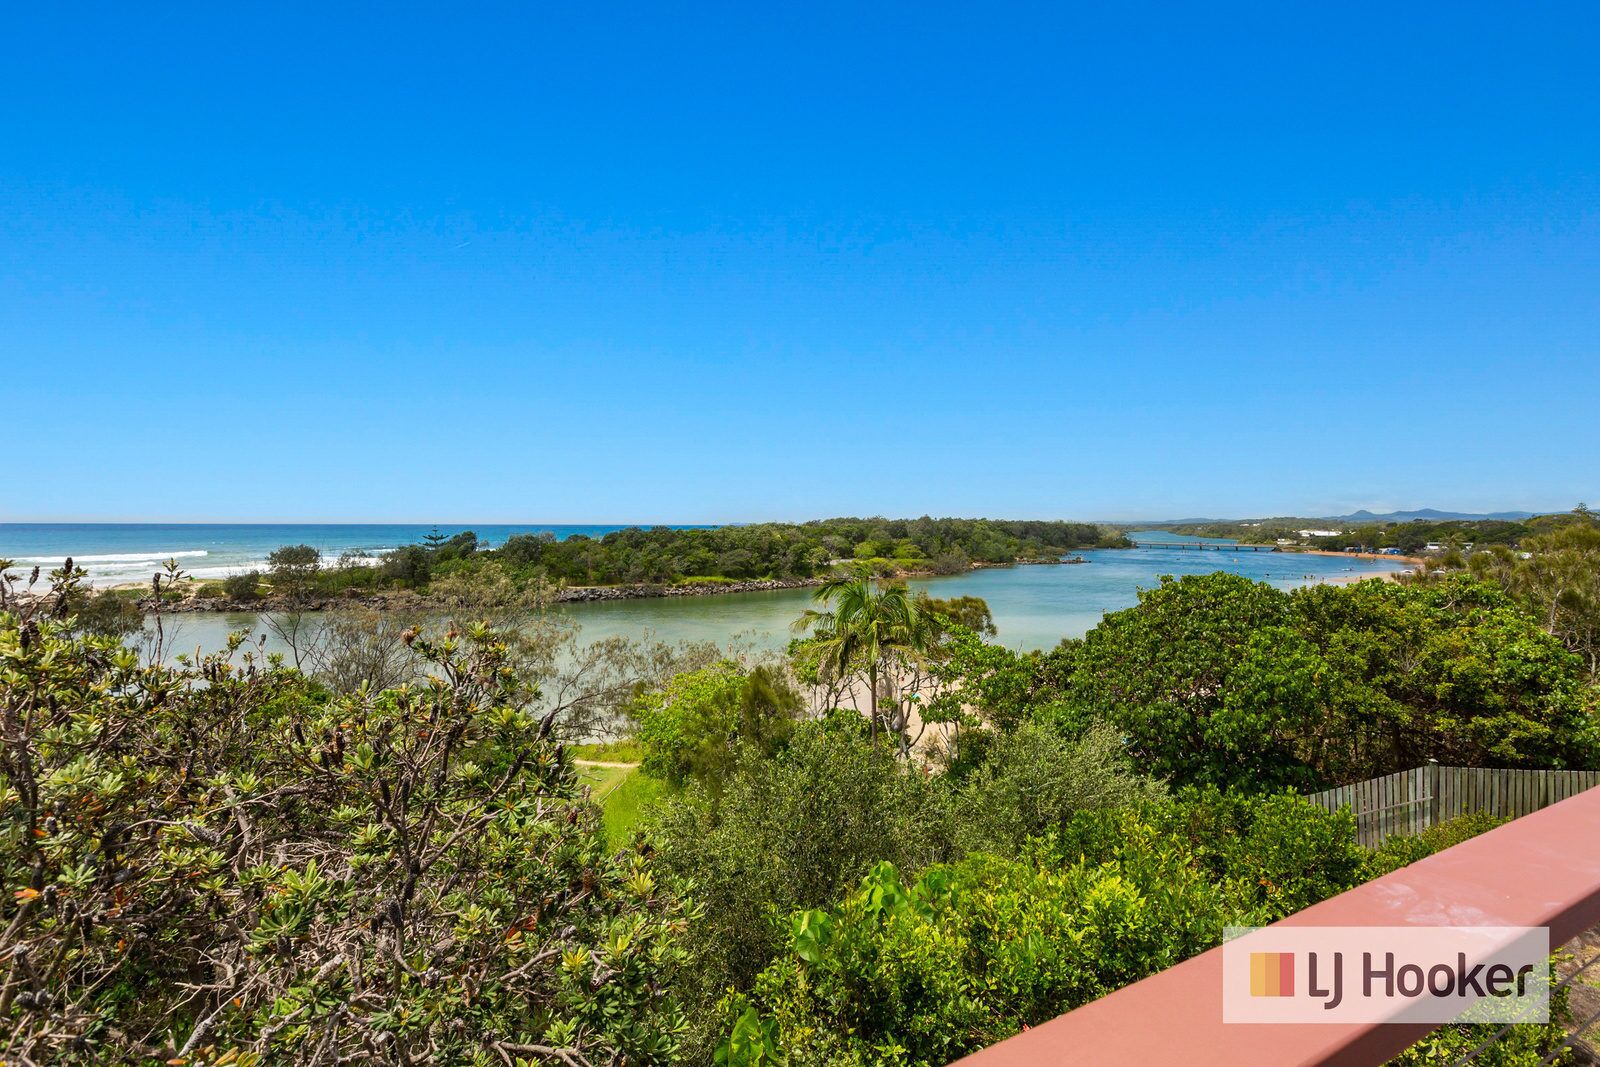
181, 561, 272, 579
17, 550, 211, 564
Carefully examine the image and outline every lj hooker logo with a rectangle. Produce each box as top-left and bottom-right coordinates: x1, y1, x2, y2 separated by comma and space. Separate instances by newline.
1224, 927, 1549, 1024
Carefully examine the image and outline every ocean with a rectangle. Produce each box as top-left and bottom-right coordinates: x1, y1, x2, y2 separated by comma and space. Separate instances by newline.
0, 523, 710, 587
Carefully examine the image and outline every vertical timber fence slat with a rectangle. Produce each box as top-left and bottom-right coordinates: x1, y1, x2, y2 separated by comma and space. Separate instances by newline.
1306, 766, 1600, 847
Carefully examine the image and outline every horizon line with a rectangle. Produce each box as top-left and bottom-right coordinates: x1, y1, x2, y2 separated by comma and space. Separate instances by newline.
0, 507, 1577, 527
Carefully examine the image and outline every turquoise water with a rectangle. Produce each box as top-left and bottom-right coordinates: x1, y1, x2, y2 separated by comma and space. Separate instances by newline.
121, 532, 1406, 658
0, 522, 712, 587
549, 540, 1401, 652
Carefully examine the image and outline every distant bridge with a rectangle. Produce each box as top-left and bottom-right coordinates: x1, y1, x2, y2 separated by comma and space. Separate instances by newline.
1129, 539, 1278, 552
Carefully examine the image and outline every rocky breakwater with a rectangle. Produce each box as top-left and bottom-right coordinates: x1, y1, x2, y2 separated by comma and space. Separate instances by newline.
127, 577, 830, 613
554, 577, 826, 602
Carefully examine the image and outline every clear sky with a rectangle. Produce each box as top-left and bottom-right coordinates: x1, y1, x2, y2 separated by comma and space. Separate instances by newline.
4, 4, 1596, 522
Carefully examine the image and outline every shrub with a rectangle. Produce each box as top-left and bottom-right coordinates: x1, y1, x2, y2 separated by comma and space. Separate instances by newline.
953, 722, 1161, 856
629, 662, 802, 790
718, 792, 1530, 1065
0, 579, 693, 1065
1366, 811, 1507, 878
222, 570, 261, 600
1109, 788, 1368, 921
61, 586, 144, 639
721, 828, 1238, 1066
379, 544, 433, 587
656, 719, 954, 1057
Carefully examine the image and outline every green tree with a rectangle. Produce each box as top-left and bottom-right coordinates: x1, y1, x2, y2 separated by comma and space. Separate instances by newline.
919, 593, 997, 637
266, 543, 322, 600
1043, 572, 1598, 789
380, 544, 433, 587
1470, 519, 1600, 678
629, 661, 802, 791
61, 586, 143, 639
222, 570, 262, 600
795, 577, 936, 754
1048, 572, 1307, 788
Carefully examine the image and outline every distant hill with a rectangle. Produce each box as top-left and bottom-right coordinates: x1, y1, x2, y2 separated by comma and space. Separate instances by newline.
1335, 508, 1538, 523
1119, 508, 1544, 528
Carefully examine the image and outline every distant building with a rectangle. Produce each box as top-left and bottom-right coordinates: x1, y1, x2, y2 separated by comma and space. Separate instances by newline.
1297, 529, 1344, 538
1424, 542, 1446, 552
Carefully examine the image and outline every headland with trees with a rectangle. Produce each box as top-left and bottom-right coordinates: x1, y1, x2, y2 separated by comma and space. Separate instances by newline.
102, 517, 1130, 614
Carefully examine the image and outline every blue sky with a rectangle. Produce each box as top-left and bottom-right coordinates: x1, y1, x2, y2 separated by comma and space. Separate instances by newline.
4, 3, 1596, 522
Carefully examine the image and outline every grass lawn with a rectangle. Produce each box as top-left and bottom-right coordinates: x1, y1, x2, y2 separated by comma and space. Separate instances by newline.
570, 739, 645, 763
575, 761, 675, 845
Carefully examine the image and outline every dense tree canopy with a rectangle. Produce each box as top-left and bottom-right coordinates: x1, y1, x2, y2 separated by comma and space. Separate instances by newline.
1038, 573, 1599, 790
1161, 509, 1590, 552
253, 518, 1128, 595
1468, 519, 1600, 679
627, 661, 802, 790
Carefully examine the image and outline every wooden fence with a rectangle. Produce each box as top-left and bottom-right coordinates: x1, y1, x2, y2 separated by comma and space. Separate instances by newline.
1305, 764, 1600, 847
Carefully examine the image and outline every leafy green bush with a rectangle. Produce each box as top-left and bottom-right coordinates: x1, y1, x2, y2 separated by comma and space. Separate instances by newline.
266, 543, 322, 599
717, 790, 1537, 1066
655, 718, 954, 1057
1366, 811, 1507, 878
222, 570, 261, 600
0, 578, 693, 1065
629, 662, 802, 790
952, 722, 1161, 855
60, 585, 144, 638
1387, 976, 1572, 1066
720, 827, 1239, 1066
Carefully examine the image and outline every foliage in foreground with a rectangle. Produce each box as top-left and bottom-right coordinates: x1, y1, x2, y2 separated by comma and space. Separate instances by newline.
652, 718, 955, 1059
717, 797, 1353, 1065
717, 804, 1570, 1066
0, 586, 692, 1065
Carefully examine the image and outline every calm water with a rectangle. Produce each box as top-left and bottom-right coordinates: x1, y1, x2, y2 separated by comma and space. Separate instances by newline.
101, 530, 1407, 658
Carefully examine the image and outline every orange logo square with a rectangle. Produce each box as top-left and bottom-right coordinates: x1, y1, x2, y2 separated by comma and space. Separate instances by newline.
1250, 951, 1295, 997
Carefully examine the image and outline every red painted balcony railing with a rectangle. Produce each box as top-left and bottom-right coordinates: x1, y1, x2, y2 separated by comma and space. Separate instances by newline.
953, 783, 1600, 1066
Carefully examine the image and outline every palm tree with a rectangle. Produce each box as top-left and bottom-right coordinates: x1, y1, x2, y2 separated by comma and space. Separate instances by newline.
794, 576, 934, 751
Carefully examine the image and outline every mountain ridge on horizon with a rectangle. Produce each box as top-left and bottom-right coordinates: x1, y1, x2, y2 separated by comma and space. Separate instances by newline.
1126, 507, 1545, 526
